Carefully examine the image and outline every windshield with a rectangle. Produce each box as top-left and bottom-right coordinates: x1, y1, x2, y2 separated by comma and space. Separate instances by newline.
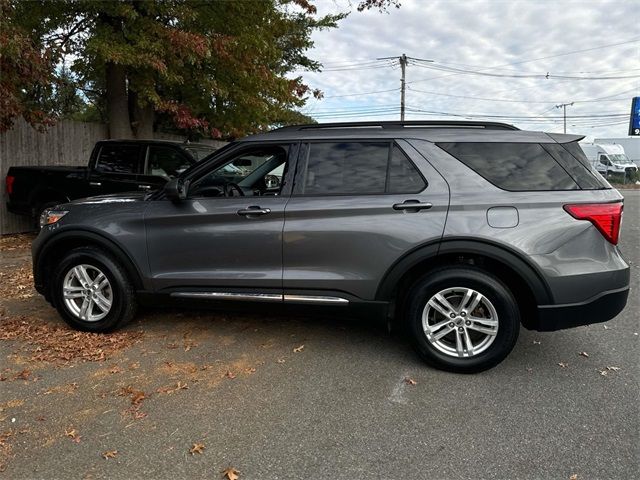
608, 154, 633, 165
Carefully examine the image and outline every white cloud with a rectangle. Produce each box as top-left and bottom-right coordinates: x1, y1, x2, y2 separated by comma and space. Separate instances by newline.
296, 0, 640, 138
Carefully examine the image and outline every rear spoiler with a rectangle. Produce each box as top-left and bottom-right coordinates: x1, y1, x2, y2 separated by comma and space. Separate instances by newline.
545, 133, 585, 144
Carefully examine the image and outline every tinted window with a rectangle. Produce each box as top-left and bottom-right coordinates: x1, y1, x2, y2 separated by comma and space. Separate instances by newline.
191, 145, 289, 197
387, 145, 426, 193
148, 146, 192, 178
302, 142, 388, 195
437, 142, 578, 191
543, 143, 607, 189
96, 145, 142, 174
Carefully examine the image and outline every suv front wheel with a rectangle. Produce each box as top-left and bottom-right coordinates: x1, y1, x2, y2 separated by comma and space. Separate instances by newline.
406, 266, 520, 373
52, 246, 137, 332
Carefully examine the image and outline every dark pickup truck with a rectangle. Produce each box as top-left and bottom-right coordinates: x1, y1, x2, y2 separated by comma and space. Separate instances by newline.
6, 139, 216, 221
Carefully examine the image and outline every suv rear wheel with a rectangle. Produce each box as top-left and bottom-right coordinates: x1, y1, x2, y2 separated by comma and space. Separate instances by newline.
52, 246, 137, 332
405, 266, 520, 373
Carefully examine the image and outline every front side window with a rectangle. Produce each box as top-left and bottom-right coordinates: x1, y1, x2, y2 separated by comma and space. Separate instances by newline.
295, 142, 426, 195
437, 142, 579, 191
190, 145, 289, 197
95, 145, 142, 174
148, 146, 192, 179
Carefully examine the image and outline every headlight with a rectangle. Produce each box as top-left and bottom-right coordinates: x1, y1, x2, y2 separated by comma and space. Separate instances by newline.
39, 210, 68, 229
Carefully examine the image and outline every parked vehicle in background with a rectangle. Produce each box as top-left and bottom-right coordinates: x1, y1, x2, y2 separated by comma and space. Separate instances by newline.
5, 140, 217, 223
579, 142, 638, 180
595, 137, 640, 168
31, 121, 630, 373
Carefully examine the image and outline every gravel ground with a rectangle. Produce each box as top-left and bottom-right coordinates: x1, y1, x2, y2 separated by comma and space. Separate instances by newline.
1, 191, 638, 480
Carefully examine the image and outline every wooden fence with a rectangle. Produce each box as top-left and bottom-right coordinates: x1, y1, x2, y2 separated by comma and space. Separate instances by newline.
0, 119, 224, 235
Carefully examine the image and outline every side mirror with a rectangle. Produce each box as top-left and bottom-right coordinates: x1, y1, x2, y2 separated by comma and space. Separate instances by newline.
165, 178, 189, 202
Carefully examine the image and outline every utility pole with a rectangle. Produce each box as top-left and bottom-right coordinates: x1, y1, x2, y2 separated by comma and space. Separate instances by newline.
400, 53, 407, 121
377, 54, 432, 121
555, 102, 574, 134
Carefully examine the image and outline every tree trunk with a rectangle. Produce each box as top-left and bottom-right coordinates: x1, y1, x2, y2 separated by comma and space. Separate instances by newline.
106, 62, 133, 139
129, 90, 155, 139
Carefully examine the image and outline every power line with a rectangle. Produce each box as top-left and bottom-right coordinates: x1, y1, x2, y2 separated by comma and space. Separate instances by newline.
407, 61, 640, 80
406, 86, 638, 105
322, 87, 400, 99
407, 36, 640, 84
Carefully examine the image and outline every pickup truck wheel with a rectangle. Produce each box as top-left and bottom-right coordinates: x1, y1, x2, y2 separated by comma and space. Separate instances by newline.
405, 266, 520, 373
52, 246, 137, 332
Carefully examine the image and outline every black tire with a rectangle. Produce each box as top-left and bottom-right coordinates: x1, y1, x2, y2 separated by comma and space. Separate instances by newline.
52, 246, 137, 332
405, 266, 520, 373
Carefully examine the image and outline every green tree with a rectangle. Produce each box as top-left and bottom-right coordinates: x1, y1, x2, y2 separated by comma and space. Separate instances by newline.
1, 0, 345, 139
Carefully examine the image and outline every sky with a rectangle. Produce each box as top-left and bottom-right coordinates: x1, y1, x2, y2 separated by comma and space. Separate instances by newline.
293, 0, 640, 139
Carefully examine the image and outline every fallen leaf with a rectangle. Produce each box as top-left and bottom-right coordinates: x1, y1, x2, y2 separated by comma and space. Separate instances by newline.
569, 474, 578, 480
131, 391, 146, 406
224, 371, 236, 380
13, 369, 31, 381
404, 377, 417, 386
579, 352, 589, 358
606, 366, 621, 372
102, 450, 118, 459
558, 362, 568, 368
293, 345, 304, 353
189, 442, 205, 455
244, 368, 256, 374
109, 366, 122, 374
599, 369, 608, 376
222, 467, 240, 480
276, 359, 285, 364
64, 428, 78, 439
603, 325, 609, 330
532, 340, 541, 345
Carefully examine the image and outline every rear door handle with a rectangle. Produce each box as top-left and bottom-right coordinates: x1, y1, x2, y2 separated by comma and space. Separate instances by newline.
393, 200, 433, 211
138, 184, 152, 190
89, 181, 102, 187
237, 206, 271, 216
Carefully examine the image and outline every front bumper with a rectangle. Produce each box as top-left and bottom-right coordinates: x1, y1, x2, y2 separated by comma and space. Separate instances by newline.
534, 286, 629, 331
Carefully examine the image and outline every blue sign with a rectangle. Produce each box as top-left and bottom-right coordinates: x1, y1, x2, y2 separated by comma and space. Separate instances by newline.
630, 96, 640, 136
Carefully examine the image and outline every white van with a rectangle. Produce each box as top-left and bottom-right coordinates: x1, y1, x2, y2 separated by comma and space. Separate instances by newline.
579, 142, 638, 176
595, 138, 640, 168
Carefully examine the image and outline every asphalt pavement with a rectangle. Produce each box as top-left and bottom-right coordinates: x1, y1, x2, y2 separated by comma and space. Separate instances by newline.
1, 191, 638, 480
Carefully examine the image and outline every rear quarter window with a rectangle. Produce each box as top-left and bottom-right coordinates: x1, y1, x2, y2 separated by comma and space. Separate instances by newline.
437, 142, 579, 191
542, 143, 609, 189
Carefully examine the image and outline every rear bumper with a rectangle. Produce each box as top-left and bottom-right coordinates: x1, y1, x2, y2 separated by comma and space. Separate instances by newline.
534, 286, 629, 331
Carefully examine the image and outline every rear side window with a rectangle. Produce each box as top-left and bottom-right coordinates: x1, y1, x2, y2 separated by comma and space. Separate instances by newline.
296, 142, 426, 195
437, 142, 578, 191
96, 145, 142, 174
542, 143, 608, 189
387, 145, 427, 193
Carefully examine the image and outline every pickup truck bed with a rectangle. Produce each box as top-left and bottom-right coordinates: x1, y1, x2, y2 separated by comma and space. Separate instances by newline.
6, 139, 216, 221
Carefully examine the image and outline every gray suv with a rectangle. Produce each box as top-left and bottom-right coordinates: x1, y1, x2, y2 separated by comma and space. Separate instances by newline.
32, 121, 630, 372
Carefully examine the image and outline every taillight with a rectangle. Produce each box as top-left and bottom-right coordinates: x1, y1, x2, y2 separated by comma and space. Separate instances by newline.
5, 175, 15, 196
563, 202, 623, 245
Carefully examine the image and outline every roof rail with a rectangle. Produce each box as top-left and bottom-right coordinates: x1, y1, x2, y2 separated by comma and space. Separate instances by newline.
273, 120, 519, 132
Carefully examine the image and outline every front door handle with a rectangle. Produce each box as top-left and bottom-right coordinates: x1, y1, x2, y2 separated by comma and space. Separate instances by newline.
89, 181, 102, 187
138, 184, 152, 190
237, 206, 271, 216
393, 200, 433, 211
